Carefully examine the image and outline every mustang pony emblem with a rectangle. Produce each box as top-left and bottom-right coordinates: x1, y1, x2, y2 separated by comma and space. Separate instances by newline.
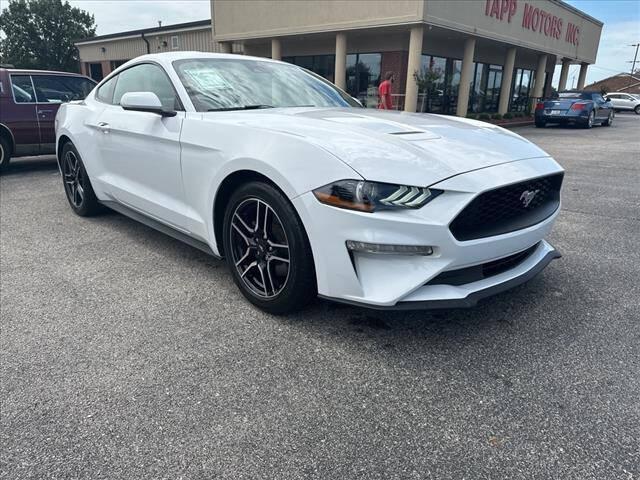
520, 189, 540, 207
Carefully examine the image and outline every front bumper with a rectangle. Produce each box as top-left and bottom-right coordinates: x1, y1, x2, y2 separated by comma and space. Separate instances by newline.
292, 156, 564, 309
320, 241, 560, 310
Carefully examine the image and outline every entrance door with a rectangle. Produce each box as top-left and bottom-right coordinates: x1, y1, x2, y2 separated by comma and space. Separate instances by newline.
89, 63, 104, 81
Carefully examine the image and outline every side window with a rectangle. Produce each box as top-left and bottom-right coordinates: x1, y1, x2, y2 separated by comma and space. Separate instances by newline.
10, 75, 35, 103
112, 63, 181, 111
96, 75, 118, 104
31, 75, 95, 103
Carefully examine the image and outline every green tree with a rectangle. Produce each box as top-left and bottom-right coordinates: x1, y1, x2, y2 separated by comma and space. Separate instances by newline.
0, 0, 95, 71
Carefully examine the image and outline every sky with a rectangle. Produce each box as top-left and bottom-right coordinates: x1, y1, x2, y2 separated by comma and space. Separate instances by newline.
1, 0, 638, 86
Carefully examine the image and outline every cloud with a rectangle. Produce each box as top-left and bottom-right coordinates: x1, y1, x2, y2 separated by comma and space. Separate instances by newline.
553, 20, 640, 87
67, 0, 211, 35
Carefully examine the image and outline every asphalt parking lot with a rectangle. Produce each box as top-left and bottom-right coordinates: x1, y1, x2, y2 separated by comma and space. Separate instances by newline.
1, 113, 639, 480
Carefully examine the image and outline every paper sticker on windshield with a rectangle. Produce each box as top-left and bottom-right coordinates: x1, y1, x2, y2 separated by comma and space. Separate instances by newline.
184, 69, 232, 90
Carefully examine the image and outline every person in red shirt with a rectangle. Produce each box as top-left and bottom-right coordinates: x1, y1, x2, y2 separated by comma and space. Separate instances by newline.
378, 71, 395, 110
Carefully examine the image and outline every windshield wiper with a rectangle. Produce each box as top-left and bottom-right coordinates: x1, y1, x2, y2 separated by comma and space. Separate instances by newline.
208, 104, 274, 112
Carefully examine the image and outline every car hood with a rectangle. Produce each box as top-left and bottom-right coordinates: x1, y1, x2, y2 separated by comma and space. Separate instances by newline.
201, 107, 550, 187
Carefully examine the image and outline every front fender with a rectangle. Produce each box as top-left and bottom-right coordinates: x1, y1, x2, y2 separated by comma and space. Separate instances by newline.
178, 117, 361, 253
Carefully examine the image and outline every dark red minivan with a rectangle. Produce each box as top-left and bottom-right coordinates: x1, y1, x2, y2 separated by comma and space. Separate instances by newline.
0, 68, 96, 170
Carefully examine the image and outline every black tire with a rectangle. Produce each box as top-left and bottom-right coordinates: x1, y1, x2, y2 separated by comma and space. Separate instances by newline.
635, 105, 640, 115
222, 181, 316, 314
602, 111, 614, 126
535, 120, 546, 128
60, 142, 101, 216
0, 135, 11, 172
582, 111, 595, 129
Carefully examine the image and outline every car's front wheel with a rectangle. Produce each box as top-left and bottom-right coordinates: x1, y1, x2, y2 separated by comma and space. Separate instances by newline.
602, 111, 614, 126
60, 142, 101, 216
222, 181, 316, 314
635, 105, 640, 115
535, 120, 546, 128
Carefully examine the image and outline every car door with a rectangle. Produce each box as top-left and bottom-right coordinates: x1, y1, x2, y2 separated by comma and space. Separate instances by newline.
607, 94, 622, 110
621, 94, 637, 110
592, 93, 611, 120
93, 62, 189, 230
31, 74, 96, 154
7, 74, 40, 154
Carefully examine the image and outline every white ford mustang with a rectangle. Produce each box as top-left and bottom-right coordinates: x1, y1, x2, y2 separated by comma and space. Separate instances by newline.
55, 52, 563, 314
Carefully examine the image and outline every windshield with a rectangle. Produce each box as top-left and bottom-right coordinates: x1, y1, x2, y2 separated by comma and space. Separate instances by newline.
173, 58, 359, 112
558, 92, 592, 100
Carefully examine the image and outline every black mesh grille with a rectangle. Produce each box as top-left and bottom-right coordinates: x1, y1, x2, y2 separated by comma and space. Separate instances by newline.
427, 243, 539, 286
450, 173, 563, 241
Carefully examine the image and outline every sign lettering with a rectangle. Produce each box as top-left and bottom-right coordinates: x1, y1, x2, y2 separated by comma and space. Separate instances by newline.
484, 0, 580, 46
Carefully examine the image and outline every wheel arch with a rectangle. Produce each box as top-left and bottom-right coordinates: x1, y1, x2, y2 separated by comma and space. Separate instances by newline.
212, 169, 315, 259
56, 134, 73, 171
0, 123, 15, 155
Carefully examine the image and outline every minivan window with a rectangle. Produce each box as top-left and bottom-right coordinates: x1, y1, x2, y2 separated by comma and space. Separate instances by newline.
31, 75, 95, 103
10, 75, 36, 103
112, 63, 181, 110
96, 75, 118, 104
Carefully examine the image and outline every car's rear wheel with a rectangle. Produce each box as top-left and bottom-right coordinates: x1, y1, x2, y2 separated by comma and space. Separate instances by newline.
61, 142, 101, 216
0, 135, 11, 172
583, 111, 595, 129
222, 181, 316, 314
602, 111, 614, 126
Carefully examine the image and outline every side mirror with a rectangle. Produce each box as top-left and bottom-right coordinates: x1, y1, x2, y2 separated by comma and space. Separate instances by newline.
120, 91, 176, 117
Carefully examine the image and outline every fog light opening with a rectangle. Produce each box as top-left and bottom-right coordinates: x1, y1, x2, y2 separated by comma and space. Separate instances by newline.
345, 240, 433, 256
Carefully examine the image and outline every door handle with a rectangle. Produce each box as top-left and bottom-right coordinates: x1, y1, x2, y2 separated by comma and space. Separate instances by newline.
97, 122, 110, 133
38, 109, 53, 117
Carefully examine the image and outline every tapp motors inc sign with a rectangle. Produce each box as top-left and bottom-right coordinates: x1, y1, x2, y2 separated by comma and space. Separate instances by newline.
484, 0, 581, 46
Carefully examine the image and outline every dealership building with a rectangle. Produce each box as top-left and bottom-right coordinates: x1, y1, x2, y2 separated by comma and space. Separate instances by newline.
76, 0, 603, 116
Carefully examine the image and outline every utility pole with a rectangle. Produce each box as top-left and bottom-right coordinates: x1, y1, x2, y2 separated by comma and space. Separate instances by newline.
629, 43, 640, 74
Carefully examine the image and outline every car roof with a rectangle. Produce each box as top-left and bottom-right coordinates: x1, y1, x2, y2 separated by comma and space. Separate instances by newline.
124, 51, 285, 71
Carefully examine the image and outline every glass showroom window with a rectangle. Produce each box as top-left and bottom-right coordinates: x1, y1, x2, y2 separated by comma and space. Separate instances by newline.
417, 55, 461, 114
511, 68, 534, 112
469, 63, 503, 113
346, 53, 381, 108
282, 55, 336, 82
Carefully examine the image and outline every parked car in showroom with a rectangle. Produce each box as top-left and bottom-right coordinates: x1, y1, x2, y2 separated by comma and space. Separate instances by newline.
0, 68, 96, 170
55, 52, 564, 314
606, 92, 640, 114
535, 90, 614, 128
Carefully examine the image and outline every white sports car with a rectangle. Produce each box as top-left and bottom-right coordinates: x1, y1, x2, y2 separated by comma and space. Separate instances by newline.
55, 52, 563, 314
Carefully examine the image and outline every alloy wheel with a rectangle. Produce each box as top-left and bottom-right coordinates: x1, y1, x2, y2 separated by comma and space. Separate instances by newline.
588, 111, 594, 127
62, 150, 85, 208
229, 198, 291, 299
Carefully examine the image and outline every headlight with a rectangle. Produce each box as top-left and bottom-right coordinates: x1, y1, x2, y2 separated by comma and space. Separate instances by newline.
313, 180, 442, 212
